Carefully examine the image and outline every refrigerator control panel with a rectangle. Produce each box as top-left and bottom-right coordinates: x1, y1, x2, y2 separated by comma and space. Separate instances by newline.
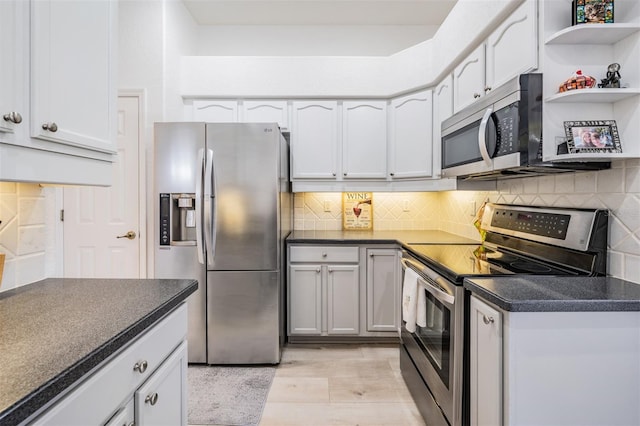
160, 193, 170, 245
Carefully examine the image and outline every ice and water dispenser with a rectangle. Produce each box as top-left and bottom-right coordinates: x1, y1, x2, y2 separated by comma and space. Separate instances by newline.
159, 193, 197, 246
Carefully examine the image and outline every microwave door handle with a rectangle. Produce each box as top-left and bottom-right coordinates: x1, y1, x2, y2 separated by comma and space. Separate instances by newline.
195, 148, 205, 265
478, 107, 493, 166
203, 149, 215, 266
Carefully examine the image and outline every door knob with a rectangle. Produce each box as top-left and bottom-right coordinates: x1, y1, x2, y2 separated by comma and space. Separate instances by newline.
42, 122, 58, 132
3, 112, 22, 124
117, 231, 136, 240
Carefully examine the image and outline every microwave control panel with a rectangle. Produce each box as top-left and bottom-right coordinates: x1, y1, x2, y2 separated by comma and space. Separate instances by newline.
491, 208, 570, 240
494, 103, 519, 156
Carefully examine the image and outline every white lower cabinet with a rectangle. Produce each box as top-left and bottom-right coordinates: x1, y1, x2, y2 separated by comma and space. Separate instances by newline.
366, 248, 401, 332
469, 295, 502, 426
288, 246, 359, 336
30, 304, 188, 426
469, 294, 640, 426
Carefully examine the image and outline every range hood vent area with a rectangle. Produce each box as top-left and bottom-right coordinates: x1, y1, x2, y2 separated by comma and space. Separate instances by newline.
457, 161, 611, 181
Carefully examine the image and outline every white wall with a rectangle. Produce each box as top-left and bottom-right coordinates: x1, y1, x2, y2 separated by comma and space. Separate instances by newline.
195, 25, 439, 56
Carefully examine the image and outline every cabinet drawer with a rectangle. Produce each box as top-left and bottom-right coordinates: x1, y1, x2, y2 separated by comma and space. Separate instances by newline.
30, 303, 187, 426
290, 246, 359, 263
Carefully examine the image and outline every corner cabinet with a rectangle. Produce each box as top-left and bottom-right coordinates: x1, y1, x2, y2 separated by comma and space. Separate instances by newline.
30, 303, 188, 426
389, 90, 434, 179
0, 0, 117, 186
541, 1, 640, 162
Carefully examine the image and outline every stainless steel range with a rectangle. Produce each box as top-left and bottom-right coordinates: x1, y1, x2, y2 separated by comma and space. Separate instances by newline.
399, 203, 608, 426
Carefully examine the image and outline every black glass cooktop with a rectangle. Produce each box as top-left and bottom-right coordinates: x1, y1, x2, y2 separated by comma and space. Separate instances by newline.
406, 243, 577, 284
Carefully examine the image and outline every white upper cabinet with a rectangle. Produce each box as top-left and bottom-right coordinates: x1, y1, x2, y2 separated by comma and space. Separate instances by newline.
291, 101, 339, 179
31, 0, 117, 154
389, 90, 433, 179
192, 100, 239, 122
453, 0, 538, 113
453, 44, 486, 113
486, 0, 538, 92
241, 100, 289, 130
0, 1, 21, 138
342, 101, 387, 179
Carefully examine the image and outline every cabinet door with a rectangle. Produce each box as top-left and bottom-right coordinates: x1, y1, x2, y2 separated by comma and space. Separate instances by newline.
30, 0, 116, 154
389, 91, 433, 179
486, 0, 538, 92
193, 100, 239, 122
453, 44, 486, 113
135, 341, 188, 426
104, 398, 134, 426
242, 100, 289, 130
288, 264, 323, 335
366, 249, 400, 332
326, 264, 360, 335
291, 101, 339, 179
342, 101, 387, 179
433, 75, 453, 177
0, 1, 20, 137
469, 296, 503, 426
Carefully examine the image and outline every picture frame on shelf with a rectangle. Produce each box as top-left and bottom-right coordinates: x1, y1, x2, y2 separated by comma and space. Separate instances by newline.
572, 0, 614, 25
564, 120, 622, 153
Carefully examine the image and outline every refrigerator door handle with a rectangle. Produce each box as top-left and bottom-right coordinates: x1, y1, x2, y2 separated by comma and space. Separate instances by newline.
195, 148, 205, 265
204, 148, 215, 266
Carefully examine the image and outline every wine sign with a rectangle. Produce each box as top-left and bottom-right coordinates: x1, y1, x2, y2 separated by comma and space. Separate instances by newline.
342, 192, 373, 230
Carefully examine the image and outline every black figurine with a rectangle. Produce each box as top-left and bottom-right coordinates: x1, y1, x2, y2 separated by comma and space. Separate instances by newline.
598, 63, 621, 88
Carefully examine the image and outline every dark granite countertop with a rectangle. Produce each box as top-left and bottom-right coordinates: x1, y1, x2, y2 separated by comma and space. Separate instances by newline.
464, 276, 640, 312
0, 278, 197, 426
288, 230, 478, 245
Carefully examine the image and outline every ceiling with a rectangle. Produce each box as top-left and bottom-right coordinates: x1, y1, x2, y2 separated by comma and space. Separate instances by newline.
181, 0, 458, 26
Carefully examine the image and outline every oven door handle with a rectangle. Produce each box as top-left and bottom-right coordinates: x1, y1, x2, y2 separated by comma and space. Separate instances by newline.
401, 258, 455, 306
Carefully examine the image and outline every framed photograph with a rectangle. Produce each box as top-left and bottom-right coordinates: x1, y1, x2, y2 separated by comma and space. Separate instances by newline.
573, 0, 614, 25
564, 120, 622, 154
342, 192, 373, 230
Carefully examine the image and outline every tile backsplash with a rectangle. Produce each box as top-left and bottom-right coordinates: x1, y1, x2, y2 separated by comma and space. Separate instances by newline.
294, 160, 640, 284
0, 183, 56, 292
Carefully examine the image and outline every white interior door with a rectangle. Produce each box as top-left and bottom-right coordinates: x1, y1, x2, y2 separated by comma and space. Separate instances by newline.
63, 96, 141, 278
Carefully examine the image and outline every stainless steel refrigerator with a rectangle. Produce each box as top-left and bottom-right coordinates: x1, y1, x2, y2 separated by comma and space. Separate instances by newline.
154, 122, 291, 364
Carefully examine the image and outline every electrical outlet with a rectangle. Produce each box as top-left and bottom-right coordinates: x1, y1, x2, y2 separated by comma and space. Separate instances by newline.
403, 200, 410, 212
469, 201, 477, 216
323, 201, 331, 212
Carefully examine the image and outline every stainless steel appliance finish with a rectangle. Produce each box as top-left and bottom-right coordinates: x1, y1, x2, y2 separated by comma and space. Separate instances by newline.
441, 74, 609, 180
400, 204, 608, 426
154, 122, 291, 364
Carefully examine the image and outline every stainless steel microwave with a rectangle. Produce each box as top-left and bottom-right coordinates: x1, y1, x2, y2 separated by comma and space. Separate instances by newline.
441, 73, 608, 180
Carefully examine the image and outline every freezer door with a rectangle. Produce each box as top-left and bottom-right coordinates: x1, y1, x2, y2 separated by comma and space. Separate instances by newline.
155, 245, 207, 363
205, 123, 280, 271
207, 271, 280, 364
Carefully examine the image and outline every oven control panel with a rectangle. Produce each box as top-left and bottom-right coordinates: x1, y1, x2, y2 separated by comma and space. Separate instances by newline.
491, 208, 570, 239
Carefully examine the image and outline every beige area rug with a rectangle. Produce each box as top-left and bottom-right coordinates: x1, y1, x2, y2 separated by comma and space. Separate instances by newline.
188, 365, 276, 426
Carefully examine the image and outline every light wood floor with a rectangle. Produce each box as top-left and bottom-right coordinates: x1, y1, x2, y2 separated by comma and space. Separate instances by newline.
260, 343, 426, 425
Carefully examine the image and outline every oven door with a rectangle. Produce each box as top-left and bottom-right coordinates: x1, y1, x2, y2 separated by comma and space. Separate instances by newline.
400, 253, 464, 426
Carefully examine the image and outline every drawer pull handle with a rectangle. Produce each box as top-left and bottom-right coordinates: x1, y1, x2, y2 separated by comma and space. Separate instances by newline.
482, 315, 494, 325
322, 253, 327, 258
145, 392, 159, 405
133, 360, 148, 373
316, 267, 321, 273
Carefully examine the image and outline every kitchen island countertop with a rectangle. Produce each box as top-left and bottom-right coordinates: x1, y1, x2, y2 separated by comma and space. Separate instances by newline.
288, 229, 478, 245
0, 278, 197, 426
464, 276, 640, 312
